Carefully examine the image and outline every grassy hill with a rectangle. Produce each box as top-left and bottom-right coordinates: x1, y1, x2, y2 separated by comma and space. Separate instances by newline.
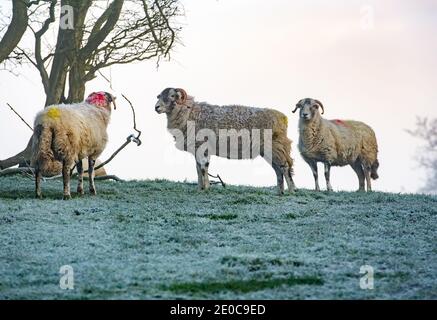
0, 175, 436, 299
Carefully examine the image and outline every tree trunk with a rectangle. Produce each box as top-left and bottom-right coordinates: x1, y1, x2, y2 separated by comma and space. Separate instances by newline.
67, 63, 86, 103
45, 0, 91, 105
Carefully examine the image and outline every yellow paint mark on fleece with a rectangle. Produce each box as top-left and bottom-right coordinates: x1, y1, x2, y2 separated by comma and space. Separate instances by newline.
46, 106, 61, 119
281, 115, 288, 126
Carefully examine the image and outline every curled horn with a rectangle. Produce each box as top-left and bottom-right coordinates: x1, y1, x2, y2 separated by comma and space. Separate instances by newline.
314, 99, 324, 114
111, 95, 117, 110
104, 92, 117, 110
292, 103, 301, 113
176, 88, 187, 104
110, 93, 117, 110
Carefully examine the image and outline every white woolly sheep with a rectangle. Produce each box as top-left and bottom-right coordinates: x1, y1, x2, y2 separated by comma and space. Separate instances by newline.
155, 88, 296, 194
31, 92, 116, 199
292, 98, 379, 192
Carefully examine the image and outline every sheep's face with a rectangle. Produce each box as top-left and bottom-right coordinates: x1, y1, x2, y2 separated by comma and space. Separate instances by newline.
294, 98, 324, 121
155, 88, 187, 114
86, 91, 116, 112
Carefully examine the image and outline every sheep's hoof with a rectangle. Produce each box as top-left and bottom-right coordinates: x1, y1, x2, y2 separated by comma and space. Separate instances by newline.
90, 189, 97, 196
63, 194, 71, 200
288, 185, 296, 193
77, 188, 84, 196
35, 194, 42, 200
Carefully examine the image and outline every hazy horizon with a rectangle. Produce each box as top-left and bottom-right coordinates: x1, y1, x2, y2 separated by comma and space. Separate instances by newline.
1, 0, 437, 193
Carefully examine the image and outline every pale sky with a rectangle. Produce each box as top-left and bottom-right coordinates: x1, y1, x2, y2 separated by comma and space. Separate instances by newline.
1, 0, 437, 193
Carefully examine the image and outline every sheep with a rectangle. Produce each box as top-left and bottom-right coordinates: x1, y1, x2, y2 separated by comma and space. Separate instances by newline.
31, 92, 116, 199
292, 98, 379, 192
155, 88, 295, 194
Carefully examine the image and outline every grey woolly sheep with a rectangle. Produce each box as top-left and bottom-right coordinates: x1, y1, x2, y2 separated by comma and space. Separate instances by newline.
155, 88, 296, 194
292, 98, 379, 192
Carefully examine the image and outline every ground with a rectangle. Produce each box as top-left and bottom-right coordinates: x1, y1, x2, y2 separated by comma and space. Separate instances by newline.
0, 175, 436, 299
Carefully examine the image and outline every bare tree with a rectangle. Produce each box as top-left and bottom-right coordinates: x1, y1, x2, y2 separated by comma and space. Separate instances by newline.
408, 117, 437, 193
0, 0, 182, 170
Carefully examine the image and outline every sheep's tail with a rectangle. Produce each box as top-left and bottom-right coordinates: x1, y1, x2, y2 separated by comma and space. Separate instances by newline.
31, 124, 61, 176
371, 159, 379, 180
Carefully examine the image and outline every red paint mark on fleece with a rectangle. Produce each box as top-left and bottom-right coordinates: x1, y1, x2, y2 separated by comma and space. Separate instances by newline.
332, 119, 347, 126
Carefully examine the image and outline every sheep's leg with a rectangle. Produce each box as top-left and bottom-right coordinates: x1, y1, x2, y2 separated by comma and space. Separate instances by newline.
265, 154, 285, 194
76, 160, 84, 196
363, 165, 372, 192
196, 160, 210, 190
202, 161, 210, 190
267, 147, 295, 194
324, 163, 333, 192
62, 160, 71, 200
307, 160, 320, 191
282, 153, 296, 193
35, 167, 42, 199
351, 160, 365, 192
196, 162, 204, 190
283, 166, 295, 193
88, 158, 96, 195
272, 162, 284, 195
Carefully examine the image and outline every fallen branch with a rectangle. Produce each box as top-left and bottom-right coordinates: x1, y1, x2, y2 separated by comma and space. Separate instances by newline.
0, 167, 32, 177
0, 167, 123, 182
94, 175, 124, 182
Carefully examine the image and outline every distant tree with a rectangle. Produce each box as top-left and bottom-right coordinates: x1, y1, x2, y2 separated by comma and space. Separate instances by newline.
408, 117, 437, 193
0, 0, 182, 170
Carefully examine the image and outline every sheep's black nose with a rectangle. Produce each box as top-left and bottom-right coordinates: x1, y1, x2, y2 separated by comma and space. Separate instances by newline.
155, 105, 159, 111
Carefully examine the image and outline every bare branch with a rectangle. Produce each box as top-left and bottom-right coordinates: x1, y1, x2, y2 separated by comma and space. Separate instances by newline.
0, 0, 29, 63
80, 0, 124, 60
34, 0, 56, 94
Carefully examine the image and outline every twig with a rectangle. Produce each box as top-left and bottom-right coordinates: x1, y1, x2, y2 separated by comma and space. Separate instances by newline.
121, 93, 142, 141
94, 138, 131, 171
4, 103, 33, 132
97, 70, 142, 141
208, 173, 226, 187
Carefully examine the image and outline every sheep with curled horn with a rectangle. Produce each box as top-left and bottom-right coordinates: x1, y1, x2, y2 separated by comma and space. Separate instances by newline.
155, 88, 296, 194
292, 98, 379, 192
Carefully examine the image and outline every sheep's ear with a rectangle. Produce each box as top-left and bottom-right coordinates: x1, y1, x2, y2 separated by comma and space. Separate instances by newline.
176, 88, 187, 104
292, 104, 300, 113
